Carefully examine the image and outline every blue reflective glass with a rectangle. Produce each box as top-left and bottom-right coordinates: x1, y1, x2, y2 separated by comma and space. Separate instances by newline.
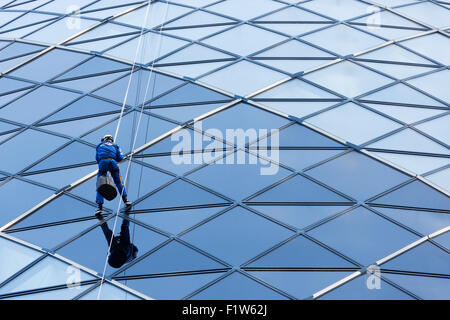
0, 42, 43, 60
277, 149, 343, 171
121, 272, 223, 300
190, 272, 287, 300
433, 232, 450, 251
134, 207, 226, 235
255, 124, 344, 148
79, 282, 141, 300
0, 86, 80, 125
25, 164, 97, 189
121, 240, 226, 276
9, 219, 98, 250
186, 151, 292, 201
150, 103, 224, 123
56, 219, 167, 274
56, 56, 131, 80
0, 77, 33, 95
383, 273, 450, 300
181, 206, 294, 266
249, 205, 351, 230
372, 181, 450, 211
55, 71, 129, 93
249, 270, 352, 299
249, 175, 351, 204
0, 129, 68, 173
0, 179, 54, 226
93, 70, 184, 107
26, 142, 95, 172
12, 195, 96, 229
10, 49, 89, 82
382, 241, 450, 275
0, 236, 43, 284
133, 179, 229, 211
150, 82, 231, 106
248, 235, 357, 268
45, 96, 121, 122
319, 275, 414, 300
372, 207, 450, 236
306, 152, 410, 201
308, 207, 419, 266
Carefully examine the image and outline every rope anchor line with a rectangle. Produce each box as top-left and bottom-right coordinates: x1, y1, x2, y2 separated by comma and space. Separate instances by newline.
96, 0, 171, 300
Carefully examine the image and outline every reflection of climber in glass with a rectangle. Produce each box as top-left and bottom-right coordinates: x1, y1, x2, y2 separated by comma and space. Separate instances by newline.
96, 213, 139, 268
95, 134, 131, 215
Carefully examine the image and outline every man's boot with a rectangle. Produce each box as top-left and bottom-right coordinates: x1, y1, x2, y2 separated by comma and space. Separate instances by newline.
95, 204, 103, 220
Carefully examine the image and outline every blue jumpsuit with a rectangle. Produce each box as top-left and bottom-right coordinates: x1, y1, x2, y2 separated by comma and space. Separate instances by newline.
95, 141, 127, 205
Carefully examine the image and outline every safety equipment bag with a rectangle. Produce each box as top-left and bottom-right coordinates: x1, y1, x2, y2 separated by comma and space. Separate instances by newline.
96, 173, 117, 201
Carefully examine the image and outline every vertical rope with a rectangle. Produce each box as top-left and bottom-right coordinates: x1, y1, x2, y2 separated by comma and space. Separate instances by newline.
97, 0, 171, 300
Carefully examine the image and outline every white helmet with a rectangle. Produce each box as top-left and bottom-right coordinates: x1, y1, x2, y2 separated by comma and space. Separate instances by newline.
101, 134, 114, 143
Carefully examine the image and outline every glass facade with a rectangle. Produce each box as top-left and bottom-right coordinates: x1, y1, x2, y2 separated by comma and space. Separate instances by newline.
0, 0, 448, 300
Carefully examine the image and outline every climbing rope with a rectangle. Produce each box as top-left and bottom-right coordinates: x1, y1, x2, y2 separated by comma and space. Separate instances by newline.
97, 0, 171, 300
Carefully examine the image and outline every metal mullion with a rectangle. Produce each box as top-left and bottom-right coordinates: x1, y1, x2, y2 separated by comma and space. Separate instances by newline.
113, 268, 230, 282
238, 269, 298, 300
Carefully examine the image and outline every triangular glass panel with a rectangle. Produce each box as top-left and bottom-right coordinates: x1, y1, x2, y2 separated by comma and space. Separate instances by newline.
0, 89, 32, 108
383, 273, 450, 300
256, 59, 332, 75
165, 10, 233, 28
0, 236, 43, 284
370, 180, 450, 211
358, 44, 434, 65
259, 23, 331, 37
181, 206, 294, 266
150, 82, 230, 106
134, 207, 226, 235
319, 274, 414, 300
191, 271, 288, 300
158, 43, 232, 64
121, 240, 226, 276
258, 6, 331, 22
57, 56, 130, 81
256, 101, 338, 119
157, 61, 231, 79
26, 142, 95, 172
394, 1, 450, 28
248, 235, 356, 268
255, 79, 338, 99
363, 103, 445, 124
249, 270, 352, 299
300, 0, 370, 21
307, 151, 410, 201
53, 71, 129, 93
249, 205, 350, 230
0, 77, 34, 95
304, 60, 393, 98
425, 168, 449, 193
415, 114, 449, 146
359, 61, 434, 80
121, 272, 223, 300
305, 102, 402, 145
277, 149, 343, 171
0, 42, 43, 61
0, 86, 80, 125
23, 163, 96, 189
9, 219, 98, 250
163, 25, 232, 41
79, 282, 141, 300
248, 175, 351, 204
186, 150, 292, 200
93, 69, 184, 107
374, 207, 450, 235
308, 207, 419, 266
12, 195, 96, 230
133, 179, 230, 211
351, 9, 426, 28
0, 255, 96, 295
150, 102, 224, 123
68, 33, 138, 52
400, 33, 450, 66
42, 114, 118, 138
0, 53, 37, 74
255, 39, 335, 58
367, 128, 449, 155
207, 0, 285, 21
42, 96, 122, 123
361, 83, 445, 107
383, 241, 450, 275
301, 24, 384, 56
433, 232, 450, 251
254, 124, 344, 148
407, 70, 450, 108
371, 152, 449, 176
81, 111, 177, 154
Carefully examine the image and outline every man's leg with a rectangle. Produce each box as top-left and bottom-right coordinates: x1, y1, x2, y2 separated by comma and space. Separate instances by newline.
119, 218, 131, 246
95, 160, 108, 214
109, 160, 131, 207
100, 222, 114, 246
